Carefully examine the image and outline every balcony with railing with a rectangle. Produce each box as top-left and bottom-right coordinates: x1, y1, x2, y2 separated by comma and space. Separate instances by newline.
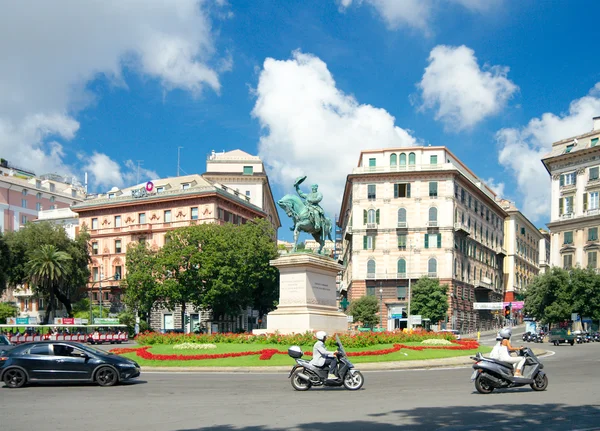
365, 272, 435, 280
397, 221, 408, 228
560, 212, 574, 220
366, 223, 378, 230
453, 222, 471, 235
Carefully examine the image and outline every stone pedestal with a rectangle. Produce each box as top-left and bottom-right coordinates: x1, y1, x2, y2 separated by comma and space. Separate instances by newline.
263, 253, 347, 335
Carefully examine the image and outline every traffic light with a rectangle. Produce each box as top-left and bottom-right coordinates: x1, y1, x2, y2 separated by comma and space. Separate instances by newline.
505, 305, 511, 318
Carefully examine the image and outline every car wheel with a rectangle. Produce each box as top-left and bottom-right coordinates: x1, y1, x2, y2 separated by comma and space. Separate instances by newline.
95, 366, 118, 387
3, 368, 27, 388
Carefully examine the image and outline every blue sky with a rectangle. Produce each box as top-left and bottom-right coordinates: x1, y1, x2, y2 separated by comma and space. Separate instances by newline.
2, 0, 600, 241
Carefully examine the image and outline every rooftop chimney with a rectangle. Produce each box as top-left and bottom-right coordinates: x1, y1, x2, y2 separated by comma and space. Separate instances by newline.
594, 116, 600, 131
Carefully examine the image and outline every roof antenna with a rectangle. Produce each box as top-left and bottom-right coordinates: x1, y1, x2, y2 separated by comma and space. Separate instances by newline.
177, 147, 183, 176
136, 160, 144, 184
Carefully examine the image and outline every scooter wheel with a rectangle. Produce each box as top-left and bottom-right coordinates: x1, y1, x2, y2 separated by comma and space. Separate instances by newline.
290, 369, 311, 391
342, 370, 364, 391
474, 374, 494, 394
530, 374, 548, 391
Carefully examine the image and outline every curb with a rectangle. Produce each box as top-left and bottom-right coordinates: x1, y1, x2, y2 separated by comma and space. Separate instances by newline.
139, 349, 549, 373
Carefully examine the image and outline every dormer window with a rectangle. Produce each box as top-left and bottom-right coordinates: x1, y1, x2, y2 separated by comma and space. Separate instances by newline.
49, 183, 55, 192
108, 193, 115, 199
35, 180, 41, 189
71, 189, 77, 197
156, 187, 164, 193
565, 144, 575, 153
182, 183, 190, 190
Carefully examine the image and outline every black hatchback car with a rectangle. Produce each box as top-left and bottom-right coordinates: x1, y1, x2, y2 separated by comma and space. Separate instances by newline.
0, 341, 140, 388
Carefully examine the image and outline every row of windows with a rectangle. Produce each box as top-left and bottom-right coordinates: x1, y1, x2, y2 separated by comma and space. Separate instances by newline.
559, 163, 600, 187
455, 238, 498, 269
367, 182, 437, 200
563, 252, 598, 269
456, 211, 502, 249
560, 191, 600, 216
363, 207, 439, 225
455, 185, 502, 229
363, 233, 442, 250
453, 258, 498, 288
366, 257, 438, 276
92, 239, 123, 255
91, 265, 122, 281
563, 227, 600, 244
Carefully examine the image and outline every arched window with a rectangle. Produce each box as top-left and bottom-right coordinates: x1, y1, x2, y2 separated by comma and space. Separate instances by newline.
428, 258, 437, 275
368, 209, 376, 223
479, 268, 482, 281
467, 263, 471, 282
390, 154, 397, 166
408, 152, 416, 165
399, 153, 407, 166
428, 207, 437, 222
397, 258, 406, 275
367, 259, 376, 276
398, 208, 407, 223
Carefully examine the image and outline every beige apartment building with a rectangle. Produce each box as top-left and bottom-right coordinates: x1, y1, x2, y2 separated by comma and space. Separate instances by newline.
0, 159, 86, 322
538, 229, 551, 274
543, 117, 600, 269
338, 147, 507, 333
72, 150, 280, 333
498, 200, 544, 303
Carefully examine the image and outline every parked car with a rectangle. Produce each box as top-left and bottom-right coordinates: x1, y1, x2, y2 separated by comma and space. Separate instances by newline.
0, 341, 140, 388
548, 328, 575, 346
439, 329, 461, 340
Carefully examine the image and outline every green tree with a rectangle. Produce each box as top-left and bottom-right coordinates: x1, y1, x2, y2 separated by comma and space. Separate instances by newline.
348, 295, 379, 328
0, 302, 18, 323
123, 241, 159, 320
410, 277, 449, 324
523, 267, 572, 325
569, 267, 600, 321
5, 222, 90, 318
25, 244, 72, 323
0, 233, 10, 296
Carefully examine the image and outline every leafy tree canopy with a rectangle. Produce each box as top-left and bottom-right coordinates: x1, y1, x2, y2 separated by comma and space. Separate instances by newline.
0, 302, 18, 323
348, 295, 379, 328
410, 277, 449, 324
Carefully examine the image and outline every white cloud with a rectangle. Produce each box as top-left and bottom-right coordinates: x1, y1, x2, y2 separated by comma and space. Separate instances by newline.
417, 45, 518, 131
337, 0, 498, 33
484, 177, 505, 199
82, 153, 160, 191
252, 50, 417, 216
0, 0, 225, 189
497, 83, 600, 221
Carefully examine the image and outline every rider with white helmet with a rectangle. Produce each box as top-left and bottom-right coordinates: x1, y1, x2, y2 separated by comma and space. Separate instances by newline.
310, 331, 339, 379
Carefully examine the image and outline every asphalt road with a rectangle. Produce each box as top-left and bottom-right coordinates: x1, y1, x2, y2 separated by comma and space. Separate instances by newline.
2, 334, 600, 431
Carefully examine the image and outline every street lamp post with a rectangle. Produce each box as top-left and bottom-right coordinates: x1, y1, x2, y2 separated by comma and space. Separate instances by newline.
407, 239, 413, 330
379, 286, 383, 329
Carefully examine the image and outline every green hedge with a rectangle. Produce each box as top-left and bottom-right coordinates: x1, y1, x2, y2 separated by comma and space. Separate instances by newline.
135, 330, 456, 348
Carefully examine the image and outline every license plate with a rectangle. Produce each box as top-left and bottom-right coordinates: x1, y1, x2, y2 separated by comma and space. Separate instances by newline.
471, 370, 478, 381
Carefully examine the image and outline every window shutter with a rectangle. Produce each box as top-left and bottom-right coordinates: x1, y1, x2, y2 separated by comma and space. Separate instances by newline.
407, 183, 411, 198
559, 198, 563, 215
560, 175, 564, 186
363, 236, 367, 250
363, 210, 367, 224
376, 209, 380, 224
437, 233, 442, 248
394, 184, 399, 198
424, 234, 429, 249
373, 236, 376, 250
584, 193, 588, 211
572, 196, 576, 213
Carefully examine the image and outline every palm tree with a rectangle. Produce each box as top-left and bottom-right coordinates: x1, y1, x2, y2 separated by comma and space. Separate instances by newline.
26, 244, 72, 324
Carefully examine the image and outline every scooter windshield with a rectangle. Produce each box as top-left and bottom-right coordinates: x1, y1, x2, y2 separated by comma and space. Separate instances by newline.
335, 334, 346, 356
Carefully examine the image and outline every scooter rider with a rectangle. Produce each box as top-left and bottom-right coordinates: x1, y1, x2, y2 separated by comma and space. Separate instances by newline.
498, 327, 526, 376
310, 331, 339, 379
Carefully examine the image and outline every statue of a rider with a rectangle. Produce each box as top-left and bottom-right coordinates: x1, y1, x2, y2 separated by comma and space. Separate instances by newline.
294, 176, 325, 232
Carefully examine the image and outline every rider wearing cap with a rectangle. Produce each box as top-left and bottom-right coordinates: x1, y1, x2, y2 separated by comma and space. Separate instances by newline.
309, 331, 339, 380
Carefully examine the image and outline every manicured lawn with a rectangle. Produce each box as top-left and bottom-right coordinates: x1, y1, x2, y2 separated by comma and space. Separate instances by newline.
116, 342, 491, 367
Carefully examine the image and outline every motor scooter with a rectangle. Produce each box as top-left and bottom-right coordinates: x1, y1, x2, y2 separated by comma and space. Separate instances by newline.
287, 334, 364, 391
471, 347, 548, 394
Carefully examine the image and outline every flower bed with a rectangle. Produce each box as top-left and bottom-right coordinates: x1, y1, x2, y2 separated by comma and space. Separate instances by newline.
111, 339, 479, 361
134, 330, 459, 348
